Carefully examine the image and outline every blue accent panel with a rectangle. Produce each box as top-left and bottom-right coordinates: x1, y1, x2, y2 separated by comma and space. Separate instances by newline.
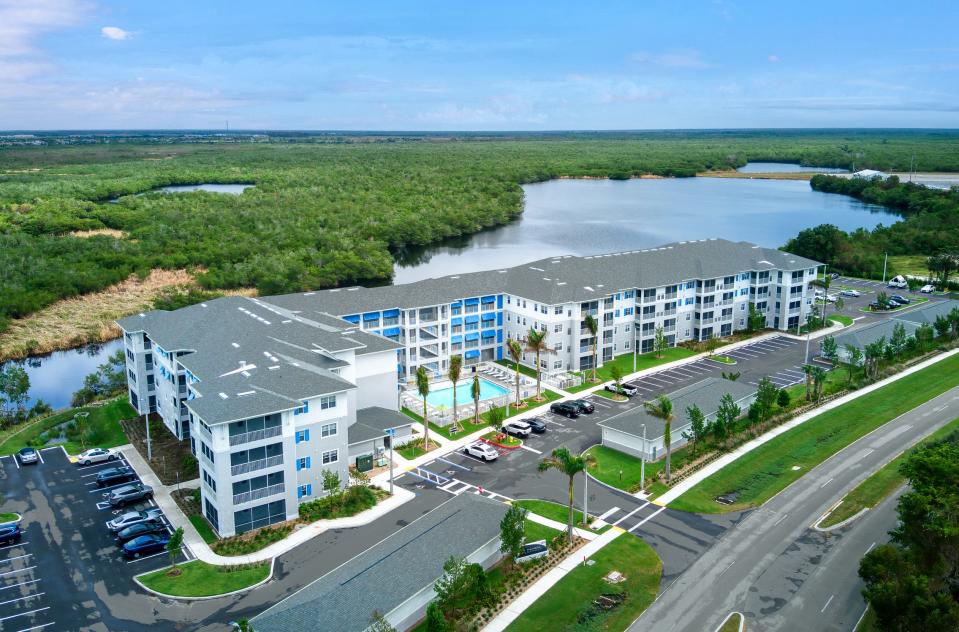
342, 314, 361, 324
497, 295, 504, 308
496, 345, 504, 360
481, 312, 495, 321
497, 330, 503, 343
481, 330, 495, 339
363, 312, 380, 321
451, 335, 463, 344
464, 350, 480, 359
481, 295, 495, 304
383, 309, 400, 318
465, 315, 480, 324
497, 312, 503, 326
383, 327, 401, 337
451, 301, 462, 308
465, 298, 480, 306
451, 317, 463, 326
465, 332, 479, 342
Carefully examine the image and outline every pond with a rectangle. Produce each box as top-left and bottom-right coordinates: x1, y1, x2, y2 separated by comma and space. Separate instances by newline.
736, 162, 849, 173
392, 176, 896, 283
151, 183, 254, 194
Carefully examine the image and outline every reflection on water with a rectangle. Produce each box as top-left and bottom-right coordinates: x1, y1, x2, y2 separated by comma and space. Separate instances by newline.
736, 162, 849, 173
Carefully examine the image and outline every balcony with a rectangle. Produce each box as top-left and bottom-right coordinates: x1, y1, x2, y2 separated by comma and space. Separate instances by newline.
231, 454, 284, 477
719, 299, 733, 306
701, 317, 715, 324
229, 425, 283, 447
420, 344, 439, 358
419, 326, 438, 340
663, 292, 678, 300
233, 483, 285, 506
663, 325, 676, 333
663, 308, 677, 317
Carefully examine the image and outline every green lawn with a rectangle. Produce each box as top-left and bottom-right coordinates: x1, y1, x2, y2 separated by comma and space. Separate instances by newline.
888, 255, 930, 278
524, 518, 561, 544
820, 415, 959, 528
0, 398, 136, 457
707, 354, 737, 365
495, 359, 539, 379
670, 352, 959, 514
189, 514, 218, 544
0, 512, 19, 523
567, 348, 697, 393
397, 437, 441, 460
504, 534, 662, 632
828, 314, 854, 326
138, 560, 270, 597
402, 389, 561, 441
585, 445, 647, 493
717, 613, 744, 632
514, 499, 589, 527
593, 389, 627, 401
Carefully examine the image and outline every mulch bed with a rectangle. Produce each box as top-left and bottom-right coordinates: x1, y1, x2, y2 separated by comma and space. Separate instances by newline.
121, 414, 199, 485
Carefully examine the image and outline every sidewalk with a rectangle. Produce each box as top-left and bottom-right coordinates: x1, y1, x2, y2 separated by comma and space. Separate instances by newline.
482, 527, 624, 632
525, 511, 597, 541
655, 346, 959, 505
121, 445, 415, 566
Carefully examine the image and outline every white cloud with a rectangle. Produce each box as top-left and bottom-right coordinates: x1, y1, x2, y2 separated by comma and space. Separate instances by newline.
101, 26, 132, 41
631, 49, 712, 69
0, 0, 91, 79
768, 54, 781, 63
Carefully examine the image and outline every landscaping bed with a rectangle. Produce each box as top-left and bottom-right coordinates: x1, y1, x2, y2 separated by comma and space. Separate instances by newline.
121, 414, 198, 485
593, 389, 627, 401
0, 398, 135, 457
707, 354, 736, 365
0, 512, 20, 523
397, 436, 442, 459
138, 560, 270, 597
481, 431, 522, 448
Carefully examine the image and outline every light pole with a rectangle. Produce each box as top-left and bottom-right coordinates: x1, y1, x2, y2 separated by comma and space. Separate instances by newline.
882, 253, 888, 284
640, 423, 646, 493
144, 412, 152, 461
386, 427, 395, 495
583, 469, 589, 528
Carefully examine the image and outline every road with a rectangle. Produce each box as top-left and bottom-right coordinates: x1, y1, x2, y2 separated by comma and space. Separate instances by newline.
630, 382, 959, 632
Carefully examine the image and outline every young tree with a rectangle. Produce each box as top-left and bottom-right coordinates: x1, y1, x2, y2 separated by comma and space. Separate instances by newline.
433, 556, 473, 619
447, 354, 462, 431
524, 328, 551, 400
864, 337, 887, 379
506, 338, 524, 408
715, 393, 742, 444
811, 366, 828, 402
915, 324, 934, 353
683, 403, 707, 455
834, 296, 845, 315
499, 504, 528, 568
843, 344, 864, 384
820, 335, 838, 363
653, 325, 668, 359
425, 601, 448, 632
537, 447, 596, 542
721, 371, 741, 381
368, 611, 398, 632
889, 322, 908, 359
801, 364, 815, 401
166, 526, 184, 572
645, 396, 674, 482
486, 404, 506, 432
583, 314, 599, 382
754, 376, 779, 432
416, 366, 432, 454
876, 291, 891, 310
471, 375, 481, 425
0, 365, 30, 427
746, 303, 766, 333
322, 469, 342, 507
608, 363, 624, 397
934, 314, 951, 340
777, 388, 790, 410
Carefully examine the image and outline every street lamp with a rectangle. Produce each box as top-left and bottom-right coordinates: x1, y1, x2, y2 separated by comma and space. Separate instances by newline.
640, 423, 646, 494
385, 427, 396, 495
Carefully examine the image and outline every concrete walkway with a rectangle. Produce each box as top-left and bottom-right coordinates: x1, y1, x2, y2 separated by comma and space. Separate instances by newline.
525, 510, 598, 541
482, 527, 624, 632
121, 445, 415, 565
655, 346, 959, 505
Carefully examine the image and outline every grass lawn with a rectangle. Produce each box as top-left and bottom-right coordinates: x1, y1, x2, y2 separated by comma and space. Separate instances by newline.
828, 314, 854, 326
888, 255, 930, 278
567, 348, 697, 393
402, 407, 491, 441
189, 514, 218, 544
138, 560, 270, 597
514, 499, 589, 527
0, 512, 19, 523
524, 518, 561, 544
593, 389, 627, 401
717, 613, 744, 632
820, 415, 959, 528
707, 354, 737, 365
397, 437, 442, 460
586, 443, 698, 494
504, 534, 662, 632
495, 359, 538, 379
0, 398, 136, 457
670, 352, 959, 514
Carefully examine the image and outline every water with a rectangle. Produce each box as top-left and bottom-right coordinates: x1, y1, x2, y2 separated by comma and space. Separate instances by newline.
426, 378, 509, 409
736, 162, 849, 173
152, 183, 253, 194
2, 339, 123, 410
393, 176, 896, 283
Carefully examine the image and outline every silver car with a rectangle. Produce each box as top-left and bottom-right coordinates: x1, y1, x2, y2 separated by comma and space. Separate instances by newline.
17, 447, 39, 465
107, 508, 164, 533
76, 447, 118, 466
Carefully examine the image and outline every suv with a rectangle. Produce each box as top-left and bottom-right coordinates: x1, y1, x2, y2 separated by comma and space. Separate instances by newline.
550, 402, 580, 418
17, 447, 39, 465
107, 508, 164, 533
115, 520, 167, 546
570, 399, 595, 414
605, 383, 638, 397
464, 442, 499, 461
96, 466, 136, 488
920, 284, 935, 293
76, 448, 118, 466
501, 420, 532, 438
109, 483, 153, 507
0, 521, 22, 545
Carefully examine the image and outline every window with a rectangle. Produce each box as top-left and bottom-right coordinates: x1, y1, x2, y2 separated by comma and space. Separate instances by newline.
321, 422, 337, 437
293, 401, 309, 415
322, 449, 338, 465
200, 441, 215, 463
295, 429, 310, 443
319, 395, 336, 410
297, 484, 313, 499
296, 456, 311, 471
554, 306, 563, 315
554, 324, 562, 333
203, 469, 217, 491
553, 360, 563, 369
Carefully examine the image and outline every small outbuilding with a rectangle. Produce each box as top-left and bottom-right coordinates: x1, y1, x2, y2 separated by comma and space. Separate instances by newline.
348, 406, 415, 472
852, 169, 889, 180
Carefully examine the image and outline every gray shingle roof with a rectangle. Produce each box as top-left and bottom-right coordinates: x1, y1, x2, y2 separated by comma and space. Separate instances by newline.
251, 494, 508, 632
348, 407, 414, 445
892, 299, 959, 327
598, 377, 756, 440
830, 319, 920, 352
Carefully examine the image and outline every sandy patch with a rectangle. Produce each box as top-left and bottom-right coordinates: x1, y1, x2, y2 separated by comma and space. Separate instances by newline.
70, 228, 128, 239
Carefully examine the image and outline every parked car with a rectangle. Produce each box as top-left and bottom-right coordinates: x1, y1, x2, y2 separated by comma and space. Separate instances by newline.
76, 447, 118, 466
96, 466, 136, 488
108, 483, 154, 507
891, 295, 911, 304
106, 508, 164, 533
829, 272, 840, 279
501, 420, 532, 438
463, 441, 499, 461
550, 401, 580, 418
887, 300, 902, 309
920, 284, 936, 293
825, 294, 839, 303
813, 289, 824, 298
0, 521, 22, 545
888, 275, 908, 289
869, 301, 883, 311
839, 289, 860, 297
114, 520, 167, 546
526, 418, 547, 434
17, 447, 39, 465
121, 533, 171, 559
569, 399, 595, 414
605, 383, 638, 397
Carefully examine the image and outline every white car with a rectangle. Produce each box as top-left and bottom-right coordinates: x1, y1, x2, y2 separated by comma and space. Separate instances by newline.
464, 441, 499, 461
839, 289, 860, 298
920, 284, 935, 293
825, 294, 838, 303
77, 447, 118, 466
501, 421, 532, 438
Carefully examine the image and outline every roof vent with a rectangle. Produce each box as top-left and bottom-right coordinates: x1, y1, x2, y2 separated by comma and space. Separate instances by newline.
218, 392, 228, 399
231, 342, 240, 348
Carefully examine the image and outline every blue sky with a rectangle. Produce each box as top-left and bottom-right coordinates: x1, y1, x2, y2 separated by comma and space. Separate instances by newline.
2, 0, 958, 130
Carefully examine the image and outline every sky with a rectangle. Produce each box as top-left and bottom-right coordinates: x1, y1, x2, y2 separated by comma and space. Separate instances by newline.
1, 0, 958, 130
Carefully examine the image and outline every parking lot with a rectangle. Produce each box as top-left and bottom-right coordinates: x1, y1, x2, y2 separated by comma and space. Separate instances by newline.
0, 447, 188, 631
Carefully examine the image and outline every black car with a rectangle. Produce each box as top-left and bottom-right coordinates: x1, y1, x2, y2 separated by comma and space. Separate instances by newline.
96, 466, 136, 488
526, 418, 547, 434
0, 521, 22, 545
550, 402, 580, 418
121, 533, 171, 559
891, 294, 911, 304
868, 301, 883, 311
115, 520, 167, 546
109, 482, 154, 507
570, 399, 595, 414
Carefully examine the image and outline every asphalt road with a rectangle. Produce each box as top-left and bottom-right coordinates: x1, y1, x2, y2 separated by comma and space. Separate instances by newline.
629, 382, 959, 632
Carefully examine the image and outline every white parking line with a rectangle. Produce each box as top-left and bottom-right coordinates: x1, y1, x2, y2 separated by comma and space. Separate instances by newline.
12, 456, 19, 470
456, 451, 487, 464
666, 366, 702, 377
14, 622, 57, 632
519, 444, 542, 455
0, 566, 35, 578
595, 507, 621, 522
643, 375, 678, 385
628, 506, 667, 532
436, 456, 471, 471
0, 554, 31, 564
126, 550, 172, 564
0, 579, 39, 591
0, 592, 44, 607
540, 418, 565, 427
0, 607, 49, 623
0, 541, 28, 552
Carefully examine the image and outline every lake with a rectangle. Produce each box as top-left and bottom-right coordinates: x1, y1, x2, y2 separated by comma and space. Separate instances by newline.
393, 176, 896, 283
152, 183, 253, 194
736, 162, 849, 173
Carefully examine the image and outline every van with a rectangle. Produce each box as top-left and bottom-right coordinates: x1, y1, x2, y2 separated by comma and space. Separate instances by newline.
888, 275, 908, 289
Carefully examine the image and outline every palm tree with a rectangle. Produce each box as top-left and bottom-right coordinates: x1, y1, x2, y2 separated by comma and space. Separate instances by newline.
811, 366, 827, 402
537, 447, 596, 542
583, 314, 599, 382
471, 375, 481, 425
801, 364, 814, 401
645, 396, 674, 483
524, 328, 551, 401
507, 339, 525, 408
448, 355, 462, 433
416, 367, 431, 454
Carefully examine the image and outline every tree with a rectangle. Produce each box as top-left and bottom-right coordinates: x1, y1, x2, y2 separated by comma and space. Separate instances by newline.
926, 252, 959, 289
0, 364, 30, 426
777, 388, 790, 409
684, 404, 707, 454
754, 376, 779, 432
471, 375, 481, 425
231, 619, 255, 632
876, 291, 891, 310
506, 339, 524, 408
889, 322, 908, 360
811, 366, 827, 402
499, 504, 528, 567
820, 335, 838, 363
746, 303, 766, 333
653, 325, 668, 359
486, 404, 506, 431
583, 314, 599, 382
721, 371, 741, 381
322, 469, 342, 506
166, 526, 184, 572
416, 366, 432, 455
537, 447, 596, 542
645, 396, 674, 483
433, 556, 472, 619
609, 363, 624, 397
368, 611, 398, 632
934, 314, 951, 340
425, 601, 448, 632
524, 328, 551, 400
447, 355, 462, 431
864, 337, 887, 379
834, 296, 845, 316
916, 323, 934, 353
801, 364, 814, 401
715, 393, 741, 444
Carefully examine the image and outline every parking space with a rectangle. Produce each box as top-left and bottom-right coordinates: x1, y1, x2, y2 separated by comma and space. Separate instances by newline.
0, 447, 189, 630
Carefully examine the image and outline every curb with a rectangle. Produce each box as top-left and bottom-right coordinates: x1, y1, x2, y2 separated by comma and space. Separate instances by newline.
813, 504, 870, 532
0, 513, 23, 526
133, 556, 276, 601
480, 436, 523, 450
705, 356, 738, 366
715, 611, 745, 632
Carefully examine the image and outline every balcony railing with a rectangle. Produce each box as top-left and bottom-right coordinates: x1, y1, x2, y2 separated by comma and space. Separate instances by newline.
229, 425, 283, 447
233, 483, 285, 506
663, 325, 676, 333
719, 299, 733, 306
663, 308, 677, 317
701, 317, 715, 324
202, 481, 216, 500
231, 454, 284, 477
663, 292, 678, 300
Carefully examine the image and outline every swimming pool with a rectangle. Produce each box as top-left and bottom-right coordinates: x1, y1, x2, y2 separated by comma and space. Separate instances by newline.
425, 378, 509, 409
